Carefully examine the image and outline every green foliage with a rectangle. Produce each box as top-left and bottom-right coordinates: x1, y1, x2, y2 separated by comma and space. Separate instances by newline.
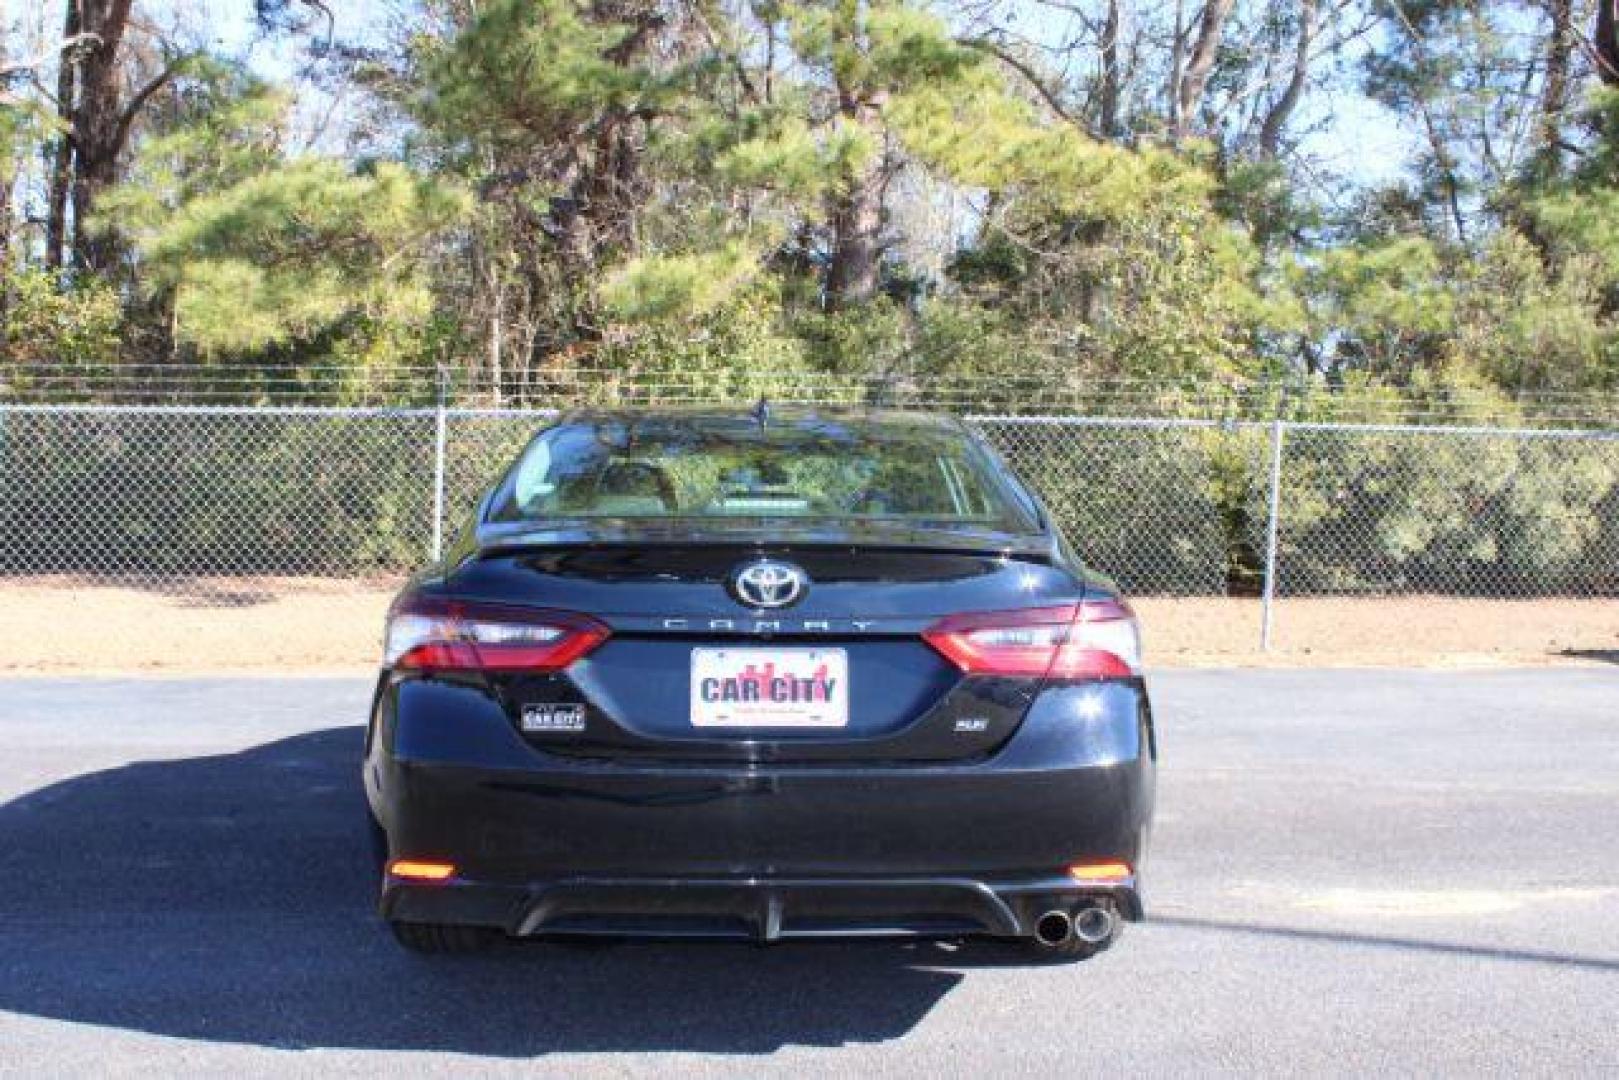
8, 0, 1619, 419
909, 301, 1035, 380
1, 269, 123, 366
89, 65, 466, 360
1452, 230, 1612, 393
1567, 89, 1619, 187
1216, 159, 1318, 252
419, 0, 682, 152
590, 289, 816, 396
1274, 427, 1619, 594
951, 187, 1277, 382
10, 0, 1619, 603
1, 412, 434, 575
93, 68, 289, 237
685, 111, 877, 200
0, 92, 60, 193
1287, 237, 1454, 377
789, 0, 982, 90
793, 300, 912, 374
132, 157, 467, 353
1532, 188, 1619, 281
600, 241, 769, 321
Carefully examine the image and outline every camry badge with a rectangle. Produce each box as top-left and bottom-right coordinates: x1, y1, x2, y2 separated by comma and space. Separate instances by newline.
732, 560, 808, 609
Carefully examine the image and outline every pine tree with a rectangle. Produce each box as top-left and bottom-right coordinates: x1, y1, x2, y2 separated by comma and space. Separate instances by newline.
105, 73, 466, 353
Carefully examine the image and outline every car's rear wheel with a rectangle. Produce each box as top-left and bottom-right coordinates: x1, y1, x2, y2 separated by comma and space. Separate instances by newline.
389, 920, 500, 954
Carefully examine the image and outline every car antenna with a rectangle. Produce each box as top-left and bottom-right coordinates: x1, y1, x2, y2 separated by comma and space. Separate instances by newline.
751, 396, 770, 430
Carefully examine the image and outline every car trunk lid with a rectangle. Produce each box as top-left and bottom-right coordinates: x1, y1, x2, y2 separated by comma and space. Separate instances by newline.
446, 537, 1075, 763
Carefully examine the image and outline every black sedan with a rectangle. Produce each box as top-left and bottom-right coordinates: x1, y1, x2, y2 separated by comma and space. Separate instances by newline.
364, 406, 1156, 960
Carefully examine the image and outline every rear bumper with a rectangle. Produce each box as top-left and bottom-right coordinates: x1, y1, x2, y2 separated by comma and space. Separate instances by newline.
382, 872, 1142, 941
366, 675, 1156, 939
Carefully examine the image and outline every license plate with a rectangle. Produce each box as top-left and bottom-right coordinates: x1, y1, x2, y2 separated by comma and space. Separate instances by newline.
689, 647, 849, 729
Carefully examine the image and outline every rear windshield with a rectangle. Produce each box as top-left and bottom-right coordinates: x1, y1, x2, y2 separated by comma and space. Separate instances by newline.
486, 414, 1036, 530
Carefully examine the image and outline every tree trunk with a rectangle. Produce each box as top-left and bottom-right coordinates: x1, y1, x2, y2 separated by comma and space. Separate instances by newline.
0, 170, 10, 298
1416, 99, 1468, 244
1598, 0, 1619, 86
1532, 0, 1573, 171
1258, 0, 1318, 159
487, 261, 505, 407
825, 88, 886, 311
69, 0, 138, 275
1175, 0, 1236, 141
825, 169, 883, 310
583, 116, 645, 257
1167, 0, 1186, 137
0, 147, 12, 319
45, 0, 80, 270
0, 0, 11, 304
580, 0, 655, 259
1098, 0, 1123, 139
541, 0, 658, 339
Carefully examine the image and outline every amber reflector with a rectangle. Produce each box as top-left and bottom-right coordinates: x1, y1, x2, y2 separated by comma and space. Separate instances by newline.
389, 859, 456, 882
1068, 861, 1131, 882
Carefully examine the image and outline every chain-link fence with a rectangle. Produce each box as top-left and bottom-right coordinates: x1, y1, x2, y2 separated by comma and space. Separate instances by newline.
1269, 423, 1619, 596
2, 405, 1617, 648
9, 360, 1619, 429
972, 417, 1264, 596
0, 407, 439, 579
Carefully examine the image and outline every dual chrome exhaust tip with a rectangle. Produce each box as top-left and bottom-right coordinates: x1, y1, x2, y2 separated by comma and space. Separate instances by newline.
1033, 902, 1119, 948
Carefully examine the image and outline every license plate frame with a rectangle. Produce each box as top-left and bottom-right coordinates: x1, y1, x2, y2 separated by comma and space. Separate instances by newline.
689, 647, 849, 729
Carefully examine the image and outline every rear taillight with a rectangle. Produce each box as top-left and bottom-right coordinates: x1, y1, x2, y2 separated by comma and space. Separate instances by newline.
384, 596, 610, 672
922, 599, 1141, 680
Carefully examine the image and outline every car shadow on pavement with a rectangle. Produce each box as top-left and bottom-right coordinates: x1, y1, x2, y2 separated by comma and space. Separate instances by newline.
1560, 649, 1619, 667
1153, 916, 1619, 974
0, 726, 1012, 1057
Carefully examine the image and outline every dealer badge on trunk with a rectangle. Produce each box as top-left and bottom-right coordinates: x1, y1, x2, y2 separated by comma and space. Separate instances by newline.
521, 703, 587, 733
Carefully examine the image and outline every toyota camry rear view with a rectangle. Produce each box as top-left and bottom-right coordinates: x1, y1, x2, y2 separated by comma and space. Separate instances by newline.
363, 407, 1156, 959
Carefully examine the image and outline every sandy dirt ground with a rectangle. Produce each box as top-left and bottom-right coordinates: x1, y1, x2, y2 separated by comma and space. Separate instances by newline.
2, 576, 1615, 675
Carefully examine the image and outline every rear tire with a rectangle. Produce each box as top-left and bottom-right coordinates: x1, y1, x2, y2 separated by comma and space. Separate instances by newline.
389, 920, 500, 954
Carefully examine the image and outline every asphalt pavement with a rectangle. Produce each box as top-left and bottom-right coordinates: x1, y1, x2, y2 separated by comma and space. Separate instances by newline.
1, 668, 1616, 1076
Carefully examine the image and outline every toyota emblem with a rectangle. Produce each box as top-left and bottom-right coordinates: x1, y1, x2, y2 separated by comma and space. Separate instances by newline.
732, 560, 808, 609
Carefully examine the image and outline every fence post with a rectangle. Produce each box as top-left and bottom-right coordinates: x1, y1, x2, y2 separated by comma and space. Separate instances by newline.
430, 370, 448, 562
1259, 417, 1286, 651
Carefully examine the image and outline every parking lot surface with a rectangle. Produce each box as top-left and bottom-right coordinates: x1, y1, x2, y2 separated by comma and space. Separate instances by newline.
1, 669, 1616, 1076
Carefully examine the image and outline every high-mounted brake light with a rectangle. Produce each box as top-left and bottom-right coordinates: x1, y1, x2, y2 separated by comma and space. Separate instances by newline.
922, 599, 1141, 680
384, 596, 610, 672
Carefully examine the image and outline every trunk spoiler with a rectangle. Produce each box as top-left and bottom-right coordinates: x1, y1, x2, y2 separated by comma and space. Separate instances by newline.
470, 522, 1056, 561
